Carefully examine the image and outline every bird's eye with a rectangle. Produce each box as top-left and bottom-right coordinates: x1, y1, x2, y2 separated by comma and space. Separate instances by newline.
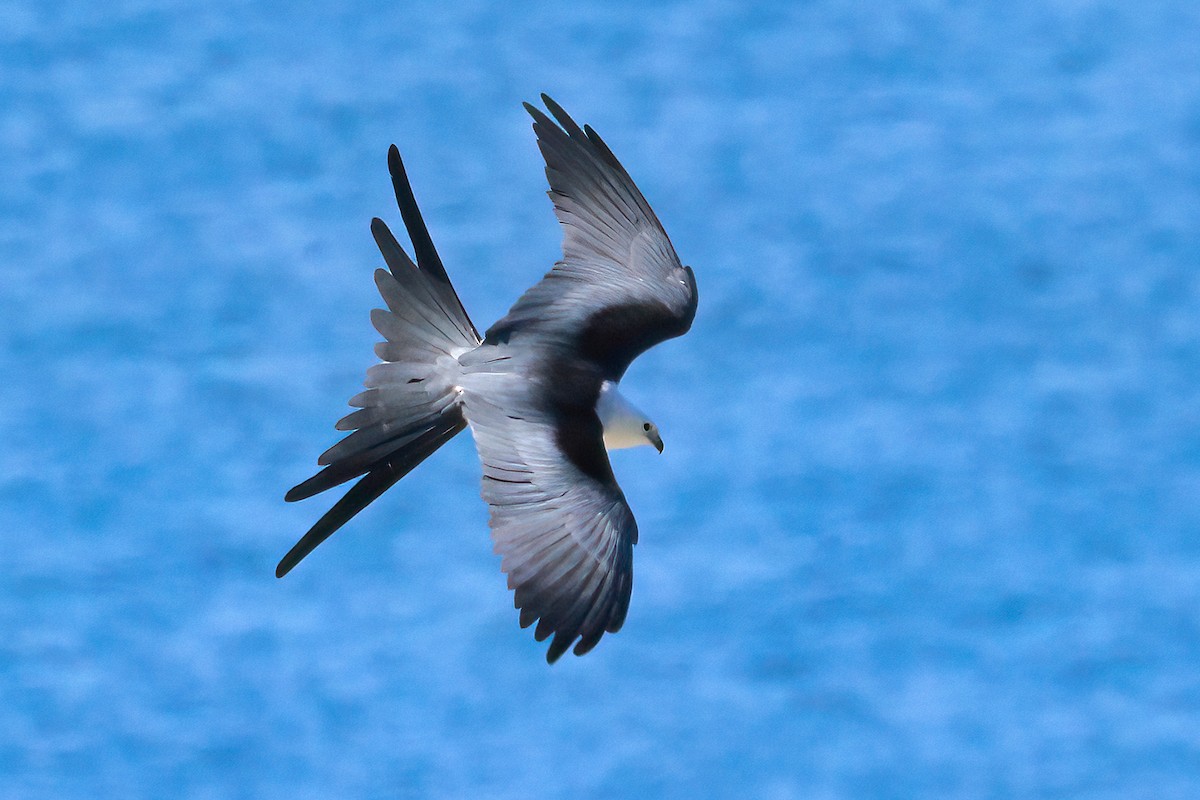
643, 423, 652, 431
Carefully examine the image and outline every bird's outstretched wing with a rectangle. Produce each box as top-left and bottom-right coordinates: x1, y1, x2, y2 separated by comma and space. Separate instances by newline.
485, 95, 698, 380
463, 377, 636, 663
460, 96, 697, 660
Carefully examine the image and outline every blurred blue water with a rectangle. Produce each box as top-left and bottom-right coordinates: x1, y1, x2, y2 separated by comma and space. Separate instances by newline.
3, 1, 1200, 797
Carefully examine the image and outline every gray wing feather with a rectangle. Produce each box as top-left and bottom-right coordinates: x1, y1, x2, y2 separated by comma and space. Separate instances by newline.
485, 96, 697, 380
464, 381, 637, 662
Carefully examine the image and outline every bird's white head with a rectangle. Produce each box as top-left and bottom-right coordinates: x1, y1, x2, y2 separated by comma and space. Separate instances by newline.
596, 381, 663, 453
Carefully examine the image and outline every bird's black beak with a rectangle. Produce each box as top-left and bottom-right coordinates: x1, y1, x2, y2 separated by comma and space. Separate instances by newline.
651, 432, 664, 453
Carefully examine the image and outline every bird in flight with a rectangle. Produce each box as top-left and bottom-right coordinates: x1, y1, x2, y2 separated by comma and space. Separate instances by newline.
279, 95, 698, 662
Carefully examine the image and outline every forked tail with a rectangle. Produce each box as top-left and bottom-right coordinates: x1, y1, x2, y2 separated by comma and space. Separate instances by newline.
278, 146, 480, 578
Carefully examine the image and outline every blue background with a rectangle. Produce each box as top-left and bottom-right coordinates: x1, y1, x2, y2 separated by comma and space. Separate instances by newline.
4, 1, 1200, 797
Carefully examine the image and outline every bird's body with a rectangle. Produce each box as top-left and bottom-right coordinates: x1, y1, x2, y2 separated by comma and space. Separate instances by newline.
280, 96, 697, 662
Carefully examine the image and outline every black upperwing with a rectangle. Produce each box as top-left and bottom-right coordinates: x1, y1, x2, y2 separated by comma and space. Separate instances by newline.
484, 95, 697, 380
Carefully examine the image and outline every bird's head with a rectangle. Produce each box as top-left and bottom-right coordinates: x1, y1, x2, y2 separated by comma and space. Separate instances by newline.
637, 418, 664, 453
597, 381, 664, 453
